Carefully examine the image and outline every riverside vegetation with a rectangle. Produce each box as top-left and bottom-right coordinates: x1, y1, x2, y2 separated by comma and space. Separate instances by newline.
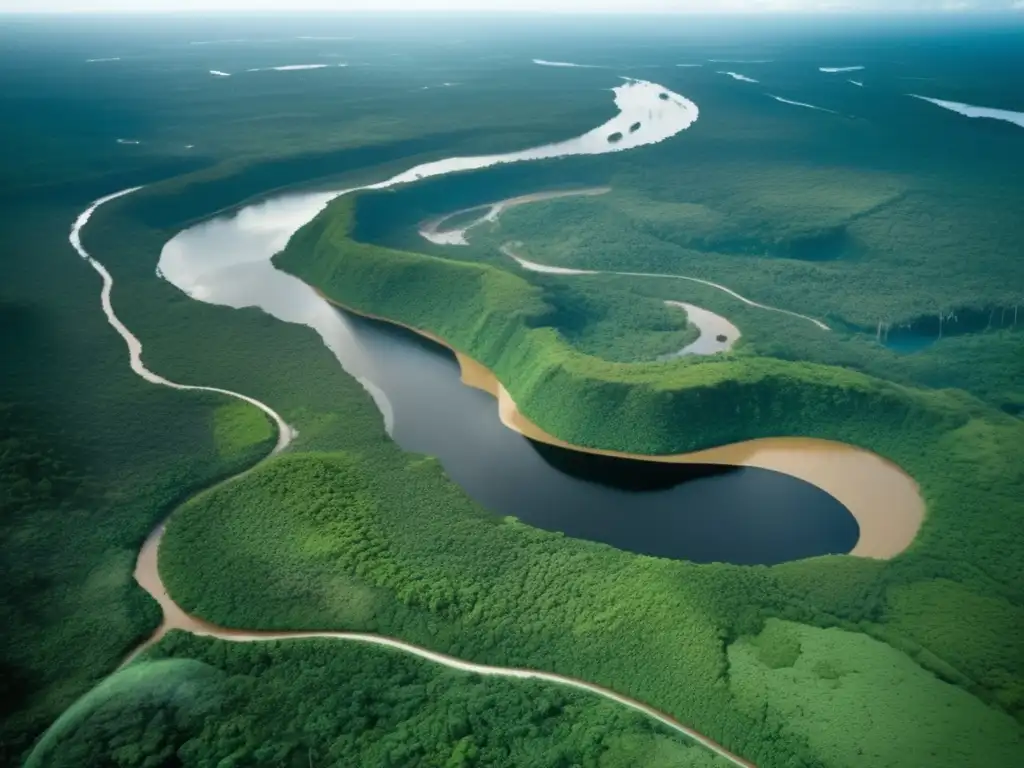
147, 179, 1024, 767
351, 153, 1024, 416
21, 128, 1024, 768
5, 143, 715, 768
0, 18, 628, 761
6, 15, 1024, 768
0, 280, 274, 763
27, 638, 724, 768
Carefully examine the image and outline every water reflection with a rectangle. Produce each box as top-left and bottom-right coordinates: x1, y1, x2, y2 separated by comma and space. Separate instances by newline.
154, 79, 861, 565
341, 313, 859, 566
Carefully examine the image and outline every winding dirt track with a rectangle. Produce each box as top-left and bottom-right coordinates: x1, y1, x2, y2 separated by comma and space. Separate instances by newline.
501, 242, 831, 331
70, 189, 757, 768
418, 187, 612, 245
418, 189, 830, 332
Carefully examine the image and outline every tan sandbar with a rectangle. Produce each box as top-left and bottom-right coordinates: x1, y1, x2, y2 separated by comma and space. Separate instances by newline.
323, 294, 925, 561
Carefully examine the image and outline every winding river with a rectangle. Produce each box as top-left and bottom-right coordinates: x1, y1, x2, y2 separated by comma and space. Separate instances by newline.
420, 190, 743, 355
499, 240, 743, 355
70, 189, 296, 453
61, 76, 923, 766
419, 185, 828, 333
161, 197, 862, 565
72, 190, 756, 768
499, 242, 831, 331
155, 75, 920, 562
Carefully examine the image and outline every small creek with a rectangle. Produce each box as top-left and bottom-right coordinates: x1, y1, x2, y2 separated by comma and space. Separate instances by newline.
421, 194, 741, 357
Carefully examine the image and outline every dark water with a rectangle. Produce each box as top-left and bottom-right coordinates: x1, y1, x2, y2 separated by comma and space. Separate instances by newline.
345, 313, 859, 566
159, 190, 859, 567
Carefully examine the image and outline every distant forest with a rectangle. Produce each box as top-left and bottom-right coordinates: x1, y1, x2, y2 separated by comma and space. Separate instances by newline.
3, 17, 1023, 768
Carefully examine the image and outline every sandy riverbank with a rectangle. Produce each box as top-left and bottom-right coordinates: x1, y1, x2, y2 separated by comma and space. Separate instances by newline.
320, 294, 925, 560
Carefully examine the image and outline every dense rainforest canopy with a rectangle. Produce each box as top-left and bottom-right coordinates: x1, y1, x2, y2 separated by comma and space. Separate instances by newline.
3, 15, 1023, 768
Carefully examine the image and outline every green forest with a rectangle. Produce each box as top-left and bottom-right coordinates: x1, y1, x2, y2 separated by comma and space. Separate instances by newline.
28, 634, 724, 768
261, 185, 1023, 764
0, 288, 274, 764
530, 279, 698, 363
275, 195, 973, 456
156, 447, 1024, 767
350, 159, 1024, 417
4, 14, 1024, 768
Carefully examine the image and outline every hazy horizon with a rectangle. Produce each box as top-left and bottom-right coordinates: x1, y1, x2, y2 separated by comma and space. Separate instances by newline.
3, 1, 1024, 15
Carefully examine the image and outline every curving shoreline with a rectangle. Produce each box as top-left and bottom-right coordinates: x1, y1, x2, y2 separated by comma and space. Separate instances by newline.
662, 300, 741, 357
418, 186, 611, 245
70, 188, 295, 455
500, 242, 832, 330
67, 190, 757, 768
488, 376, 923, 559
319, 295, 924, 560
65, 77, 903, 763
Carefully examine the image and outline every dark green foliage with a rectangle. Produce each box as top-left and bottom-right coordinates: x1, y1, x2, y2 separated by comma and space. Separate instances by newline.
29, 634, 725, 768
160, 453, 805, 765
159, 447, 1024, 767
266, 189, 1024, 763
5, 16, 1024, 768
531, 279, 697, 362
275, 195, 962, 456
0, 293, 272, 766
348, 113, 1024, 413
24, 659, 224, 768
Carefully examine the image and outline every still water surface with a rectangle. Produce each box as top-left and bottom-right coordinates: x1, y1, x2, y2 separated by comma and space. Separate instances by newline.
346, 315, 859, 565
160, 197, 858, 565
157, 73, 860, 564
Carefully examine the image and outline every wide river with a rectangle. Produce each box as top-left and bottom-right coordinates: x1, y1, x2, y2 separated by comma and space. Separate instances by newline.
157, 77, 921, 565
161, 195, 858, 565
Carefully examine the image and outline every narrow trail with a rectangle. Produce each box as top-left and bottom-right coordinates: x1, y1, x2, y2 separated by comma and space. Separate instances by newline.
500, 242, 832, 331
70, 189, 757, 768
418, 186, 611, 245
70, 187, 295, 454
419, 190, 829, 332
